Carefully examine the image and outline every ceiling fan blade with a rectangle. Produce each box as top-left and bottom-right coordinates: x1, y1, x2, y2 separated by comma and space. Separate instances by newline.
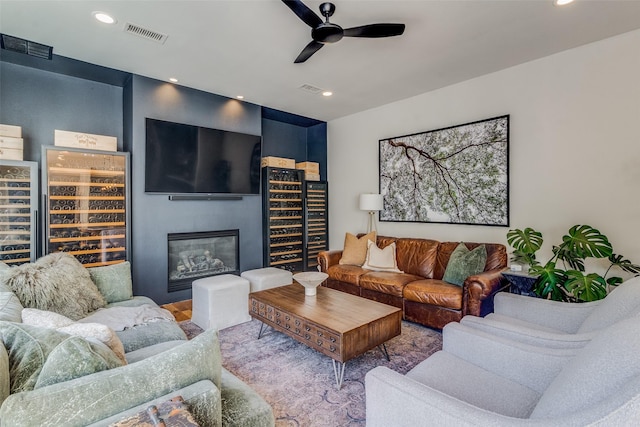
343, 23, 405, 38
282, 0, 323, 28
294, 40, 324, 63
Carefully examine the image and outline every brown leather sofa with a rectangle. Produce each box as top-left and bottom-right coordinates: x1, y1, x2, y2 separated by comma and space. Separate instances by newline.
318, 235, 508, 330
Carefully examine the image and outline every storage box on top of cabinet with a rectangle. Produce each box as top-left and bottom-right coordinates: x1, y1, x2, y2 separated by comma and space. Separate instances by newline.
0, 124, 22, 138
261, 156, 295, 169
0, 136, 24, 161
54, 130, 117, 152
296, 161, 319, 174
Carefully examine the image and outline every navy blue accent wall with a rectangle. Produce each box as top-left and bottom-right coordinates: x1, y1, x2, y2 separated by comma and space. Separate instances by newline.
0, 58, 326, 305
125, 75, 264, 303
0, 62, 124, 162
307, 122, 328, 180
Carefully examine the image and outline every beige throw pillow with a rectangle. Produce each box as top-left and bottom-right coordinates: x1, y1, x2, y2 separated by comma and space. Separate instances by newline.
339, 231, 377, 266
362, 240, 403, 273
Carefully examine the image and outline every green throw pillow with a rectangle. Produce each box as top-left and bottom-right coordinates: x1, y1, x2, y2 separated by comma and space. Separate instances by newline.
88, 261, 133, 304
0, 321, 122, 393
442, 243, 487, 286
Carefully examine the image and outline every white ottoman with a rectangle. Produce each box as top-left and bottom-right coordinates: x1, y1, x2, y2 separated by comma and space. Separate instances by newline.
241, 267, 292, 292
191, 274, 251, 331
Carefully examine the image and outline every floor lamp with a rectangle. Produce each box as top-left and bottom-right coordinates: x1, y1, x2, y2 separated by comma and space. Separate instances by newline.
359, 194, 384, 233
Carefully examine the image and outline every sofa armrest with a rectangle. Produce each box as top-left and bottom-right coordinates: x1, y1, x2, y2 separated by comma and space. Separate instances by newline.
462, 269, 509, 316
0, 329, 223, 426
366, 366, 544, 427
318, 250, 343, 272
494, 292, 599, 334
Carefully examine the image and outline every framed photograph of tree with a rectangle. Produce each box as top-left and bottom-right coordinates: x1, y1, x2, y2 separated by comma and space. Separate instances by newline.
379, 115, 509, 226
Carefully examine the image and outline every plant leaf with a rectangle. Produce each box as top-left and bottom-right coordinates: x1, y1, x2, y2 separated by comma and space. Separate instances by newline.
553, 245, 585, 271
560, 225, 613, 259
608, 254, 640, 274
607, 277, 623, 287
530, 262, 566, 301
564, 270, 608, 302
507, 228, 543, 255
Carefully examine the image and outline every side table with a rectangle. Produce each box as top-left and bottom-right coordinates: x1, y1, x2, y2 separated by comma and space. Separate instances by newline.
501, 271, 538, 297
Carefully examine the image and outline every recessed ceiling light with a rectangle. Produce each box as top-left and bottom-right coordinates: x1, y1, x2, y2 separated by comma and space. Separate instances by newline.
322, 91, 333, 97
93, 11, 116, 24
169, 77, 178, 83
236, 95, 244, 100
554, 0, 574, 6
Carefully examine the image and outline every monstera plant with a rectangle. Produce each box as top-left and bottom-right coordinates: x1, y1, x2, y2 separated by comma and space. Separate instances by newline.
507, 225, 640, 302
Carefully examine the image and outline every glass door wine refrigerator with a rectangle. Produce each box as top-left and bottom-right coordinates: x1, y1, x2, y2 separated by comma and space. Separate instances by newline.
42, 146, 131, 267
262, 167, 305, 272
0, 160, 38, 265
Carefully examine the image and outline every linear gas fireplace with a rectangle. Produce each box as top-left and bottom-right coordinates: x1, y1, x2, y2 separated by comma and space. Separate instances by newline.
168, 229, 239, 292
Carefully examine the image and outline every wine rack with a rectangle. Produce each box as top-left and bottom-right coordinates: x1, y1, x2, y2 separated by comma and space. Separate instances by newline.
42, 146, 130, 267
0, 160, 38, 265
304, 181, 328, 270
263, 167, 305, 272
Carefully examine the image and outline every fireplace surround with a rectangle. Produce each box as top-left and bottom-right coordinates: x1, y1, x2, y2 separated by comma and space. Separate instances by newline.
168, 229, 239, 292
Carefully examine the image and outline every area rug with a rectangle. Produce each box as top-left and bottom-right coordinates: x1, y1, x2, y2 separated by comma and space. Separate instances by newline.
179, 319, 442, 427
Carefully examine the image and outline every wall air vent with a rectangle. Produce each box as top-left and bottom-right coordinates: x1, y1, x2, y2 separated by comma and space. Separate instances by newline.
123, 23, 168, 44
299, 84, 323, 95
0, 34, 53, 60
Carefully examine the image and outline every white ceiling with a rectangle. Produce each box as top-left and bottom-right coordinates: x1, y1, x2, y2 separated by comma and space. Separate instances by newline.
1, 0, 640, 122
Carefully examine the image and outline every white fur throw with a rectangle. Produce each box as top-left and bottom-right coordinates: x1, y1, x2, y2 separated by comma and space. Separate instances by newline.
21, 308, 127, 364
4, 253, 106, 321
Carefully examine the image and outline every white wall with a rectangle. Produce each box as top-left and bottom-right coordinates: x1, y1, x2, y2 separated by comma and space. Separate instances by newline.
327, 29, 640, 268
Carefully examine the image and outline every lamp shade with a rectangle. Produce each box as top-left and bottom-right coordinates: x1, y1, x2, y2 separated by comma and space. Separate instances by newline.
359, 193, 384, 211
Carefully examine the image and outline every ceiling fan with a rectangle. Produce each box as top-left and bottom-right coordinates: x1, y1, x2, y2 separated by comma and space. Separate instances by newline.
282, 0, 406, 63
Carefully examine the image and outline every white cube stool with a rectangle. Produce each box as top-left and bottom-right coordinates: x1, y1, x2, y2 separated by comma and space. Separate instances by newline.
241, 267, 292, 292
191, 274, 251, 331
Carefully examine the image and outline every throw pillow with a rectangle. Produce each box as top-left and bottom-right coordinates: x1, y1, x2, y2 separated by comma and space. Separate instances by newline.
21, 308, 126, 364
4, 252, 107, 320
0, 290, 23, 323
442, 243, 488, 286
339, 231, 376, 266
361, 240, 403, 273
87, 261, 133, 304
0, 321, 122, 393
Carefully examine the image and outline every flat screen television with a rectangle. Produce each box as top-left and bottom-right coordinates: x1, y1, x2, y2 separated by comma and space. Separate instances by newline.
145, 118, 262, 195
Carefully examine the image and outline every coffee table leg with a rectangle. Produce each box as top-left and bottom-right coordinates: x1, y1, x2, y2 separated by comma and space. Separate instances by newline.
378, 343, 391, 361
332, 360, 346, 389
258, 322, 268, 339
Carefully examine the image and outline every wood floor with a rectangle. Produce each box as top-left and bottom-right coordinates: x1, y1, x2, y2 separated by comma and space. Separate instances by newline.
161, 299, 192, 322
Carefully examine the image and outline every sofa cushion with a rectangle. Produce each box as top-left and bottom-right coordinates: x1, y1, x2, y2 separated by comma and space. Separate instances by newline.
4, 253, 106, 320
360, 272, 423, 297
442, 243, 487, 286
327, 264, 368, 286
339, 231, 376, 266
362, 240, 403, 273
394, 238, 440, 278
0, 289, 23, 323
21, 308, 126, 364
403, 279, 464, 310
87, 261, 134, 304
0, 321, 122, 393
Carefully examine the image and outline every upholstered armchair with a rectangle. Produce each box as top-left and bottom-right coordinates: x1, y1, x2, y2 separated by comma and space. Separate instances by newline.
366, 318, 640, 426
459, 275, 640, 348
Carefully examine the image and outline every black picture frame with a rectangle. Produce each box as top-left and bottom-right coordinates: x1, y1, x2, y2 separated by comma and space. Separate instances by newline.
379, 115, 509, 226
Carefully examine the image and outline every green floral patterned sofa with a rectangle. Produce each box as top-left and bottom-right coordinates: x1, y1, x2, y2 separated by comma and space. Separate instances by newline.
0, 253, 274, 427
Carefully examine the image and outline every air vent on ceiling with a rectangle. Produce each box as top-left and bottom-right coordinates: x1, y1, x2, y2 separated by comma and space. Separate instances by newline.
0, 33, 53, 60
298, 84, 323, 95
123, 23, 168, 44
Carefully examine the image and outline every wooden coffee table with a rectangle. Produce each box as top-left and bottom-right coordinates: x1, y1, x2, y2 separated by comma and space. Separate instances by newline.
249, 284, 402, 388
